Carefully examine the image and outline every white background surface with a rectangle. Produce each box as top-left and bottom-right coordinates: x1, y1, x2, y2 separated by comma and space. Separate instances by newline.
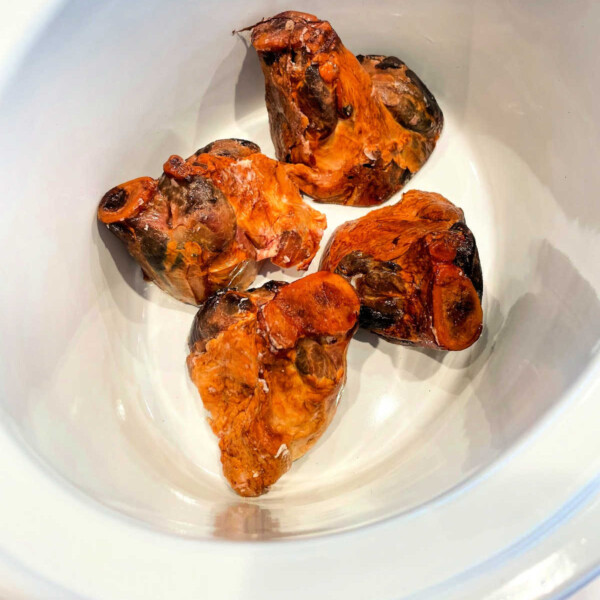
574, 577, 600, 600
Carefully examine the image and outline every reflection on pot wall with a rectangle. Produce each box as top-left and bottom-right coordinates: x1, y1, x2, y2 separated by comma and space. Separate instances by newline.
214, 503, 281, 540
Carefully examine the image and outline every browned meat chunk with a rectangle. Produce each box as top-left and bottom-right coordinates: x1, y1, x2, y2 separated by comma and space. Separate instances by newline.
187, 272, 360, 496
320, 190, 482, 350
98, 139, 327, 304
250, 12, 443, 206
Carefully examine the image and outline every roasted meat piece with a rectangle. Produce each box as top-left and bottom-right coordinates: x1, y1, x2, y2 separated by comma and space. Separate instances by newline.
98, 139, 326, 305
250, 12, 443, 206
187, 272, 360, 496
320, 190, 483, 350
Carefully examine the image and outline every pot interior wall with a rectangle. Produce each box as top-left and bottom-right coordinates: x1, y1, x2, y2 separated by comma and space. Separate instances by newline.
0, 0, 598, 539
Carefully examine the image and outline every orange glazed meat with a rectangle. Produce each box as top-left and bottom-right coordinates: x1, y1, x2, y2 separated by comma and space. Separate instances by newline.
187, 272, 360, 496
250, 12, 443, 206
320, 190, 483, 350
98, 139, 326, 305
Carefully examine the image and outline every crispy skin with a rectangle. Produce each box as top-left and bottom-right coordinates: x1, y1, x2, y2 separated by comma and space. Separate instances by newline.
187, 272, 360, 496
250, 12, 443, 206
98, 139, 327, 305
320, 190, 483, 350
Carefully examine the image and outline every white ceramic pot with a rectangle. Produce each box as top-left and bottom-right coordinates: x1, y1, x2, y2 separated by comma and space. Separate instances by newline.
1, 1, 599, 598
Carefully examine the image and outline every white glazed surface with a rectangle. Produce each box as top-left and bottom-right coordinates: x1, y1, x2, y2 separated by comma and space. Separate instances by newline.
0, 0, 599, 598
